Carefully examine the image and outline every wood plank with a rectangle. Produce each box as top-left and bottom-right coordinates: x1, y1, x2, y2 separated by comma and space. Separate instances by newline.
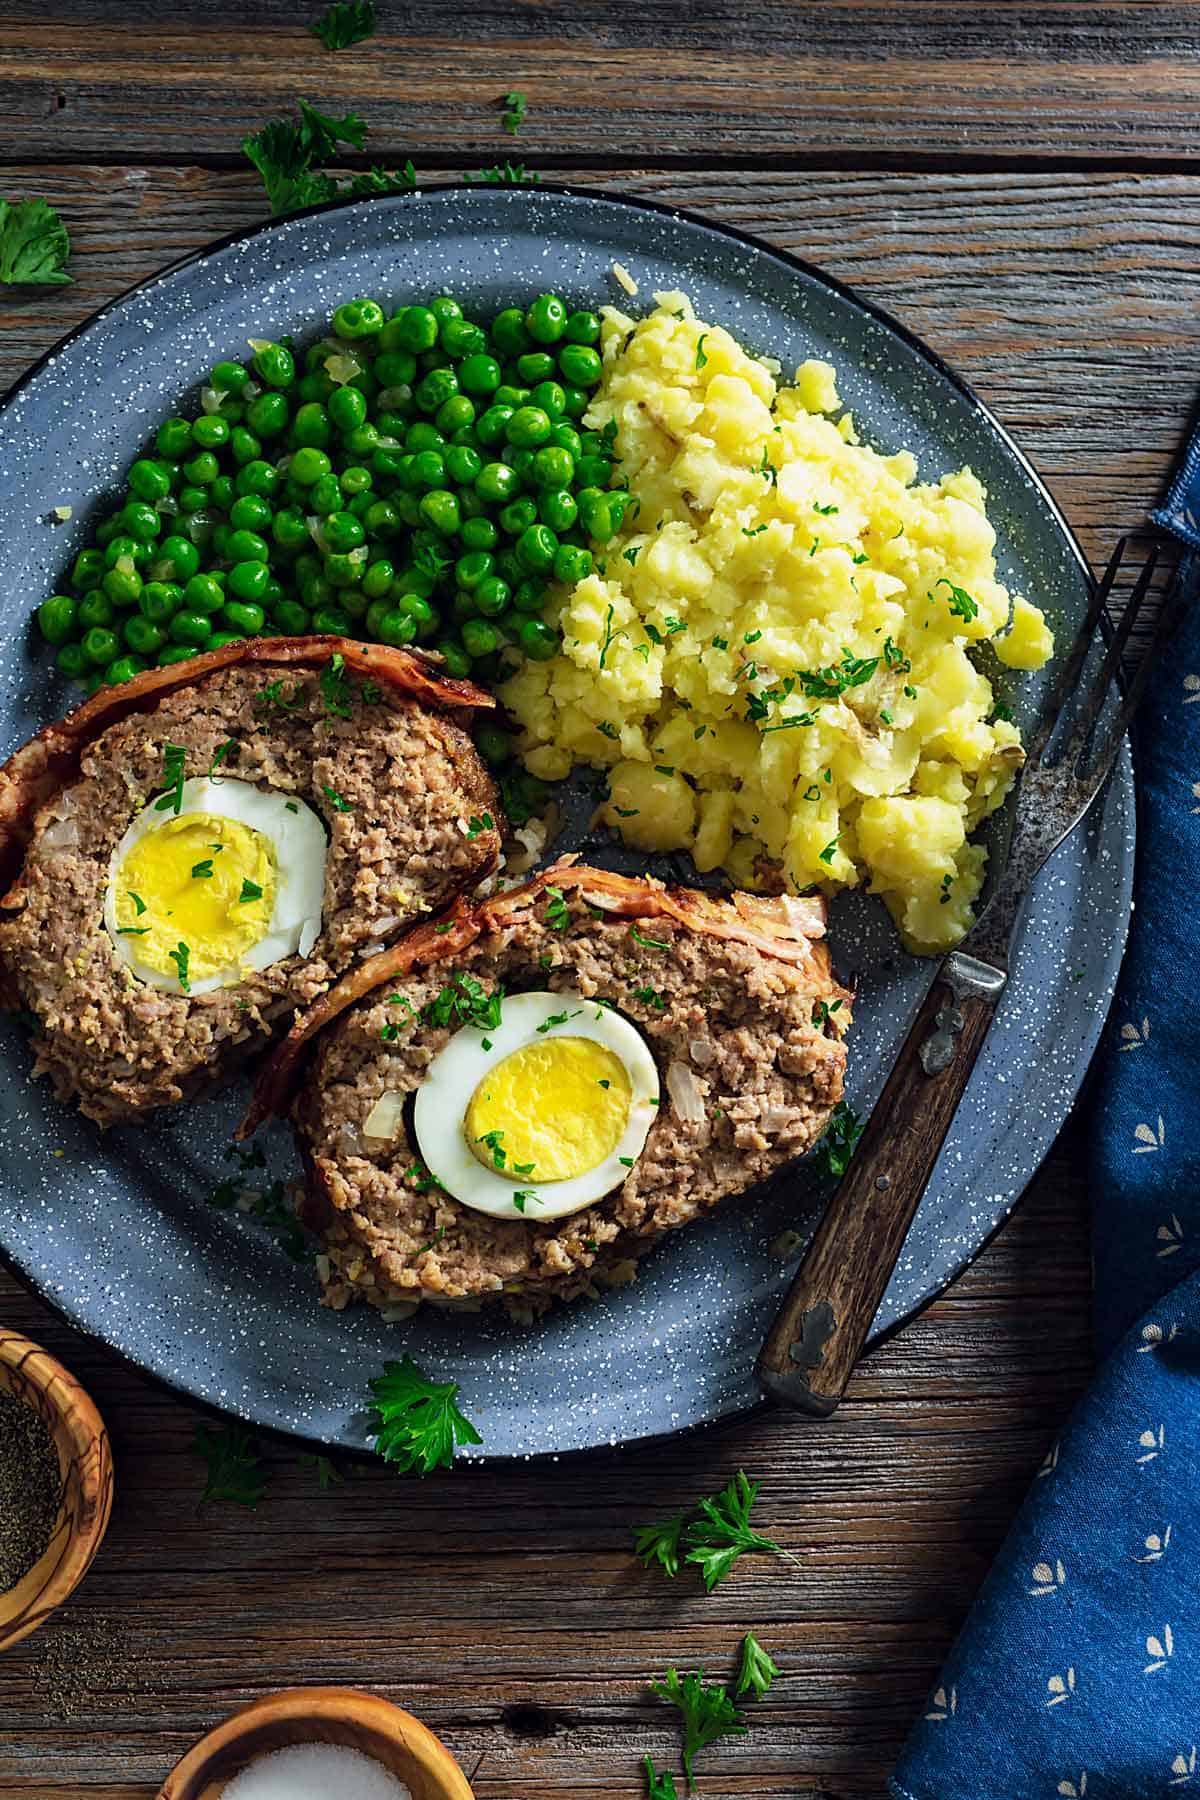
2, 5, 1200, 165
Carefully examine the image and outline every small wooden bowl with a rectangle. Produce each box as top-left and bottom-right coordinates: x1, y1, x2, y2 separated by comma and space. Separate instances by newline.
0, 1329, 113, 1653
157, 1688, 476, 1800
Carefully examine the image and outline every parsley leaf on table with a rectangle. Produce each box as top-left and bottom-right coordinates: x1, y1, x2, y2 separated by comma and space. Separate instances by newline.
464, 161, 541, 186
651, 1666, 746, 1788
735, 1630, 781, 1700
193, 1423, 268, 1509
633, 1509, 688, 1578
634, 1471, 794, 1591
0, 198, 71, 286
643, 1754, 679, 1799
501, 89, 527, 135
815, 1098, 864, 1180
368, 1356, 482, 1474
309, 0, 375, 49
302, 1453, 345, 1490
243, 100, 416, 217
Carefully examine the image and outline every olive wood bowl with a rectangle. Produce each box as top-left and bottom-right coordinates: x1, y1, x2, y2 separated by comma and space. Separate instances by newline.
0, 1328, 114, 1652
157, 1687, 476, 1799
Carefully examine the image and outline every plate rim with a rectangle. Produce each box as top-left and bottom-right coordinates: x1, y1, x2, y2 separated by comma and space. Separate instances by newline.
0, 181, 1131, 1461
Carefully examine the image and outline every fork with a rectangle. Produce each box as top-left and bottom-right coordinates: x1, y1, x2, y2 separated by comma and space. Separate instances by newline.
756, 538, 1196, 1418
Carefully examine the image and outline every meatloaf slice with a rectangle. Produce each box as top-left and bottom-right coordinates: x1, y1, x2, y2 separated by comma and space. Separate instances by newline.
287, 862, 851, 1316
0, 638, 502, 1126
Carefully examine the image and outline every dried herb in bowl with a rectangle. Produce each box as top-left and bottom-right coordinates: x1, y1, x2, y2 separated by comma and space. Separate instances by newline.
0, 1388, 63, 1592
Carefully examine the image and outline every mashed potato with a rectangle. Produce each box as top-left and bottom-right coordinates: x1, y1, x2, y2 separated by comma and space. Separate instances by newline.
500, 293, 1053, 953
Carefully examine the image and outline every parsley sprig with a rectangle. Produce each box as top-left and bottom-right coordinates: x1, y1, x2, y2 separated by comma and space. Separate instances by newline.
193, 1423, 268, 1510
243, 100, 417, 218
368, 1356, 482, 1475
735, 1631, 781, 1700
634, 1471, 795, 1592
651, 1666, 747, 1788
815, 1099, 864, 1179
421, 971, 503, 1033
154, 743, 187, 814
644, 1756, 680, 1799
309, 0, 375, 49
501, 89, 527, 135
0, 197, 71, 287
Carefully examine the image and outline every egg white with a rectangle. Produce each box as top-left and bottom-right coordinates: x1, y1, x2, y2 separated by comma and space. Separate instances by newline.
104, 776, 327, 996
412, 989, 661, 1223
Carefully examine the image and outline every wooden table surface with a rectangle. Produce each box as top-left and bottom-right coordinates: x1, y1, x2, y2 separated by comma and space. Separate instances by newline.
1, 6, 1196, 1796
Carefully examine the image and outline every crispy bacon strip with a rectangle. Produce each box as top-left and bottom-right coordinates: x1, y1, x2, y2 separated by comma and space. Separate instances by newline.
238, 900, 480, 1139
244, 858, 834, 1129
0, 636, 493, 897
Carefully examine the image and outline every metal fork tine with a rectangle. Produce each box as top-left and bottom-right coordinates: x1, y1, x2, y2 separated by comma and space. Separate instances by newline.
1059, 543, 1160, 770
1024, 538, 1127, 767
1098, 554, 1198, 764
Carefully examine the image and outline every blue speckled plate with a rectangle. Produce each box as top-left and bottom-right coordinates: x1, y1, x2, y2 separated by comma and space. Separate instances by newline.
0, 187, 1133, 1459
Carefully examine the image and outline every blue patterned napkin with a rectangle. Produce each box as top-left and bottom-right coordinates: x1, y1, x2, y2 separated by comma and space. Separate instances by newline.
893, 488, 1200, 1798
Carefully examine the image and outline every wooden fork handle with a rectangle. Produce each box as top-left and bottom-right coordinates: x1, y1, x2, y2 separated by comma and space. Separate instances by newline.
756, 950, 1007, 1418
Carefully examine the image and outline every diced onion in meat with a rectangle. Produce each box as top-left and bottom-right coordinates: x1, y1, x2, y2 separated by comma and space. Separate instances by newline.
363, 1089, 406, 1143
666, 1059, 705, 1123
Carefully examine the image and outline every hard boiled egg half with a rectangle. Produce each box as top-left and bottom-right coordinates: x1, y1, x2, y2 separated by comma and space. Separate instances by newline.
410, 991, 661, 1222
104, 777, 326, 995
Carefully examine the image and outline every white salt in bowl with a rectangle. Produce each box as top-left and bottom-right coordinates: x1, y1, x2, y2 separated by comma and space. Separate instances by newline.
156, 1688, 475, 1800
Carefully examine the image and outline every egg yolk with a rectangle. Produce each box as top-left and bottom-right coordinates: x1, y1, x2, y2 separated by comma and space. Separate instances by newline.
464, 1037, 632, 1182
113, 811, 276, 984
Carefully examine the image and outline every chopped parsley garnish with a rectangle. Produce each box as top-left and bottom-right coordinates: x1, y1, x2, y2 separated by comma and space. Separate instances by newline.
403, 1161, 447, 1193
618, 1156, 634, 1168
208, 739, 237, 782
652, 1666, 747, 1785
992, 699, 1014, 723
741, 524, 767, 538
0, 197, 71, 287
154, 743, 187, 814
665, 616, 686, 636
622, 545, 639, 566
115, 925, 149, 936
285, 800, 299, 813
852, 551, 870, 565
309, 0, 375, 50
242, 101, 416, 218
811, 997, 843, 1027
367, 1356, 482, 1475
711, 635, 728, 650
598, 1078, 611, 1090
465, 812, 494, 840
629, 922, 669, 950
464, 161, 540, 187
415, 1225, 446, 1257
476, 1129, 507, 1171
599, 602, 622, 669
797, 648, 879, 700
813, 501, 839, 515
512, 1189, 540, 1214
304, 1454, 344, 1491
937, 577, 979, 622
743, 629, 762, 643
190, 859, 214, 880
168, 941, 191, 992
904, 683, 918, 699
939, 871, 955, 905
127, 891, 147, 915
654, 764, 675, 777
596, 720, 619, 740
644, 1756, 680, 1800
421, 971, 503, 1033
322, 784, 355, 813
613, 805, 639, 819
193, 1423, 267, 1509
255, 677, 301, 713
537, 1008, 581, 1033
320, 649, 353, 718
501, 89, 527, 135
695, 333, 709, 370
879, 709, 893, 725
757, 445, 778, 485
882, 636, 911, 672
544, 886, 571, 932
816, 1100, 864, 1179
635, 1470, 791, 1594
239, 878, 264, 904
631, 983, 666, 1011
736, 1632, 782, 1700
818, 835, 839, 865
761, 713, 816, 734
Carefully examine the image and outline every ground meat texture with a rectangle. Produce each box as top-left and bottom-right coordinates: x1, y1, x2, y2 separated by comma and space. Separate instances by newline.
294, 884, 850, 1315
0, 663, 501, 1125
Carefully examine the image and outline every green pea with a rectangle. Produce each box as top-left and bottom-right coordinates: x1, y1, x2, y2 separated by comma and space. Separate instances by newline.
396, 308, 440, 354
550, 423, 583, 460
564, 309, 601, 347
221, 600, 266, 635
263, 578, 285, 609
253, 341, 296, 388
575, 453, 613, 489
168, 610, 213, 648
505, 406, 553, 450
343, 425, 380, 460
460, 515, 498, 552
516, 351, 556, 386
297, 372, 334, 406
460, 617, 498, 659
127, 458, 173, 503
322, 512, 365, 554
235, 460, 281, 500
71, 549, 107, 589
226, 426, 259, 467
445, 443, 483, 486
156, 417, 193, 457
183, 450, 219, 486
451, 588, 478, 624
227, 561, 269, 602
103, 655, 147, 686
211, 475, 236, 513
362, 559, 395, 600
341, 466, 374, 499
513, 577, 547, 614
176, 486, 207, 514
243, 392, 288, 439
474, 461, 519, 505
419, 489, 461, 536
433, 639, 469, 679
212, 359, 250, 394
539, 488, 578, 532
519, 617, 559, 660
397, 592, 436, 633
120, 500, 161, 542
474, 576, 511, 618
192, 414, 230, 451
272, 599, 311, 635
474, 405, 513, 449
320, 552, 361, 590
561, 385, 588, 419
415, 367, 460, 414
291, 402, 332, 449
430, 295, 462, 326
82, 625, 120, 667
37, 594, 78, 644
498, 497, 538, 537
453, 350, 499, 396
157, 644, 198, 667
139, 581, 183, 623
79, 591, 116, 629
374, 351, 417, 390
55, 641, 88, 679
455, 550, 494, 591
311, 605, 353, 635
530, 380, 566, 420
554, 543, 593, 584
494, 383, 529, 408
409, 450, 447, 492
364, 599, 391, 638
406, 422, 446, 456
516, 523, 559, 574
475, 723, 513, 766
151, 535, 197, 583
122, 614, 165, 656
290, 447, 332, 487
101, 566, 142, 608
182, 574, 225, 616
558, 341, 603, 386
364, 499, 403, 538
507, 447, 536, 487
333, 298, 385, 339
309, 474, 343, 517
490, 308, 530, 355
526, 294, 568, 344
207, 631, 245, 649
531, 445, 574, 490
377, 607, 416, 647
326, 385, 367, 435
229, 495, 271, 533
436, 394, 477, 436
